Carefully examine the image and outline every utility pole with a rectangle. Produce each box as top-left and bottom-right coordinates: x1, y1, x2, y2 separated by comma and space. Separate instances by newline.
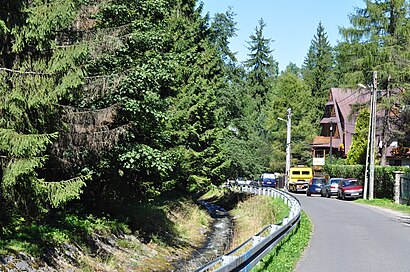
329, 121, 333, 164
278, 108, 292, 190
285, 108, 292, 190
363, 89, 372, 199
369, 71, 377, 200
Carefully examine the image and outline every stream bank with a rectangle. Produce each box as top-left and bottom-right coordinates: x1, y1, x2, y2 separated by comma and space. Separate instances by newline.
173, 200, 233, 271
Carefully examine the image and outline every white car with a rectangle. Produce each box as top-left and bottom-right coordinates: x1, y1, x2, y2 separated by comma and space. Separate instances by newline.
321, 178, 342, 197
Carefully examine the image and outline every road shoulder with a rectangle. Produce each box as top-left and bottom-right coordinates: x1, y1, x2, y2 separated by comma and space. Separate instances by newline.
354, 202, 410, 226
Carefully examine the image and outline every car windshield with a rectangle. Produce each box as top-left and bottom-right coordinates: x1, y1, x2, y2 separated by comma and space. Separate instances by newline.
343, 179, 359, 186
330, 179, 341, 184
312, 178, 326, 185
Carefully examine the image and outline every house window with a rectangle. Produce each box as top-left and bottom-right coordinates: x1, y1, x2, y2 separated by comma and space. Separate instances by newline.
389, 160, 402, 166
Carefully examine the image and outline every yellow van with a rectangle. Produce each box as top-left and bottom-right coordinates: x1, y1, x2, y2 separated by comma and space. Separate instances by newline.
288, 166, 313, 192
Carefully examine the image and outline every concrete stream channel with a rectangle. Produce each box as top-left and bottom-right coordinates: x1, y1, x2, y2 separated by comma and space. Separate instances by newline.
173, 200, 233, 271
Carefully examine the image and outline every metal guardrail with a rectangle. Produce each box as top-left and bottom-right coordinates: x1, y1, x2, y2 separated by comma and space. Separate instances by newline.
195, 186, 301, 272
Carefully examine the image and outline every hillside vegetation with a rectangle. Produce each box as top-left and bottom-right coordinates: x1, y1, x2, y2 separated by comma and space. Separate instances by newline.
0, 0, 410, 270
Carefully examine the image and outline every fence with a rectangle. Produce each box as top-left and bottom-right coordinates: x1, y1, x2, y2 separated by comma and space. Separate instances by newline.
195, 186, 301, 272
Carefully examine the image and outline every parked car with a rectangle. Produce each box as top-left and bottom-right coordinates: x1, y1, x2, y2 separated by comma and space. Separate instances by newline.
234, 177, 247, 185
306, 177, 327, 196
234, 177, 255, 186
321, 178, 343, 197
337, 178, 363, 200
260, 173, 277, 187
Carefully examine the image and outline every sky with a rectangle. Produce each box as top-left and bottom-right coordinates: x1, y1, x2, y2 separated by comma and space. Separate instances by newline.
201, 1, 365, 71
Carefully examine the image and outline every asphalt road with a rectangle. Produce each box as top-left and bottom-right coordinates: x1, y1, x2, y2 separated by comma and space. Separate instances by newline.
294, 193, 410, 272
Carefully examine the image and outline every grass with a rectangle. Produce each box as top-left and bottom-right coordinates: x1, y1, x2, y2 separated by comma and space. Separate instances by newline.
0, 213, 130, 258
0, 195, 213, 271
252, 211, 313, 272
355, 198, 410, 214
228, 195, 290, 251
200, 187, 308, 269
0, 189, 312, 271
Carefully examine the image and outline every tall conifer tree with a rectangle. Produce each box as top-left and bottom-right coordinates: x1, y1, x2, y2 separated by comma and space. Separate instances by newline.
303, 22, 334, 112
244, 18, 279, 104
337, 0, 410, 165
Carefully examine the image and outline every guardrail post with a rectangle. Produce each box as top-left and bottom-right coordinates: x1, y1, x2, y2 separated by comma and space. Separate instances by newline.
222, 255, 237, 266
252, 236, 262, 247
270, 224, 279, 234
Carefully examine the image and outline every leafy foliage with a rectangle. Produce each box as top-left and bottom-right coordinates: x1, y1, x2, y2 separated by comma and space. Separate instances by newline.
346, 108, 370, 165
264, 71, 317, 169
0, 1, 409, 266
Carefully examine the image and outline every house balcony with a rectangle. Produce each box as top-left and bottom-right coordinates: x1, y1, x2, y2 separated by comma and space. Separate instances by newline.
311, 136, 341, 148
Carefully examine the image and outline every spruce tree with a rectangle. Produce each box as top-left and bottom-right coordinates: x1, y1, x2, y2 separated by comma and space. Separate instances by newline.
244, 18, 279, 104
209, 7, 237, 65
302, 22, 334, 125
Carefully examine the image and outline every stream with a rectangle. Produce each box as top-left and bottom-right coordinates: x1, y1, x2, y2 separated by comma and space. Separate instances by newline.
173, 200, 233, 271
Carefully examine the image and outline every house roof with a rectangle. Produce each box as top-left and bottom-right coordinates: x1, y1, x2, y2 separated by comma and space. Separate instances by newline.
331, 88, 370, 118
312, 88, 370, 154
313, 87, 404, 160
330, 88, 371, 152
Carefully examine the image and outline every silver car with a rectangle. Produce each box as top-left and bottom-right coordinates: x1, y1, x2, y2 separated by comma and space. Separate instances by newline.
321, 178, 343, 197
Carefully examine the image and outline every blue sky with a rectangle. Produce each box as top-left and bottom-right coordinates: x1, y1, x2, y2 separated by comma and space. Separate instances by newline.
201, 1, 364, 71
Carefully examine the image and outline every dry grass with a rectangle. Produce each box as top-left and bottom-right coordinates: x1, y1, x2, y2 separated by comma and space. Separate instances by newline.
73, 198, 212, 272
124, 199, 212, 271
228, 195, 289, 251
171, 200, 210, 246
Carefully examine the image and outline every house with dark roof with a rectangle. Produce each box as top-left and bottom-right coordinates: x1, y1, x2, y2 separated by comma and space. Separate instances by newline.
311, 87, 410, 169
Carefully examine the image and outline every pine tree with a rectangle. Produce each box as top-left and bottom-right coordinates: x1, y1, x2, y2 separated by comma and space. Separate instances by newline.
0, 0, 91, 222
244, 18, 279, 104
302, 22, 334, 125
209, 7, 237, 65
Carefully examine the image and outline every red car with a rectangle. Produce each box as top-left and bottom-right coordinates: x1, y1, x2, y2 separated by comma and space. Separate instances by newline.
337, 178, 363, 200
